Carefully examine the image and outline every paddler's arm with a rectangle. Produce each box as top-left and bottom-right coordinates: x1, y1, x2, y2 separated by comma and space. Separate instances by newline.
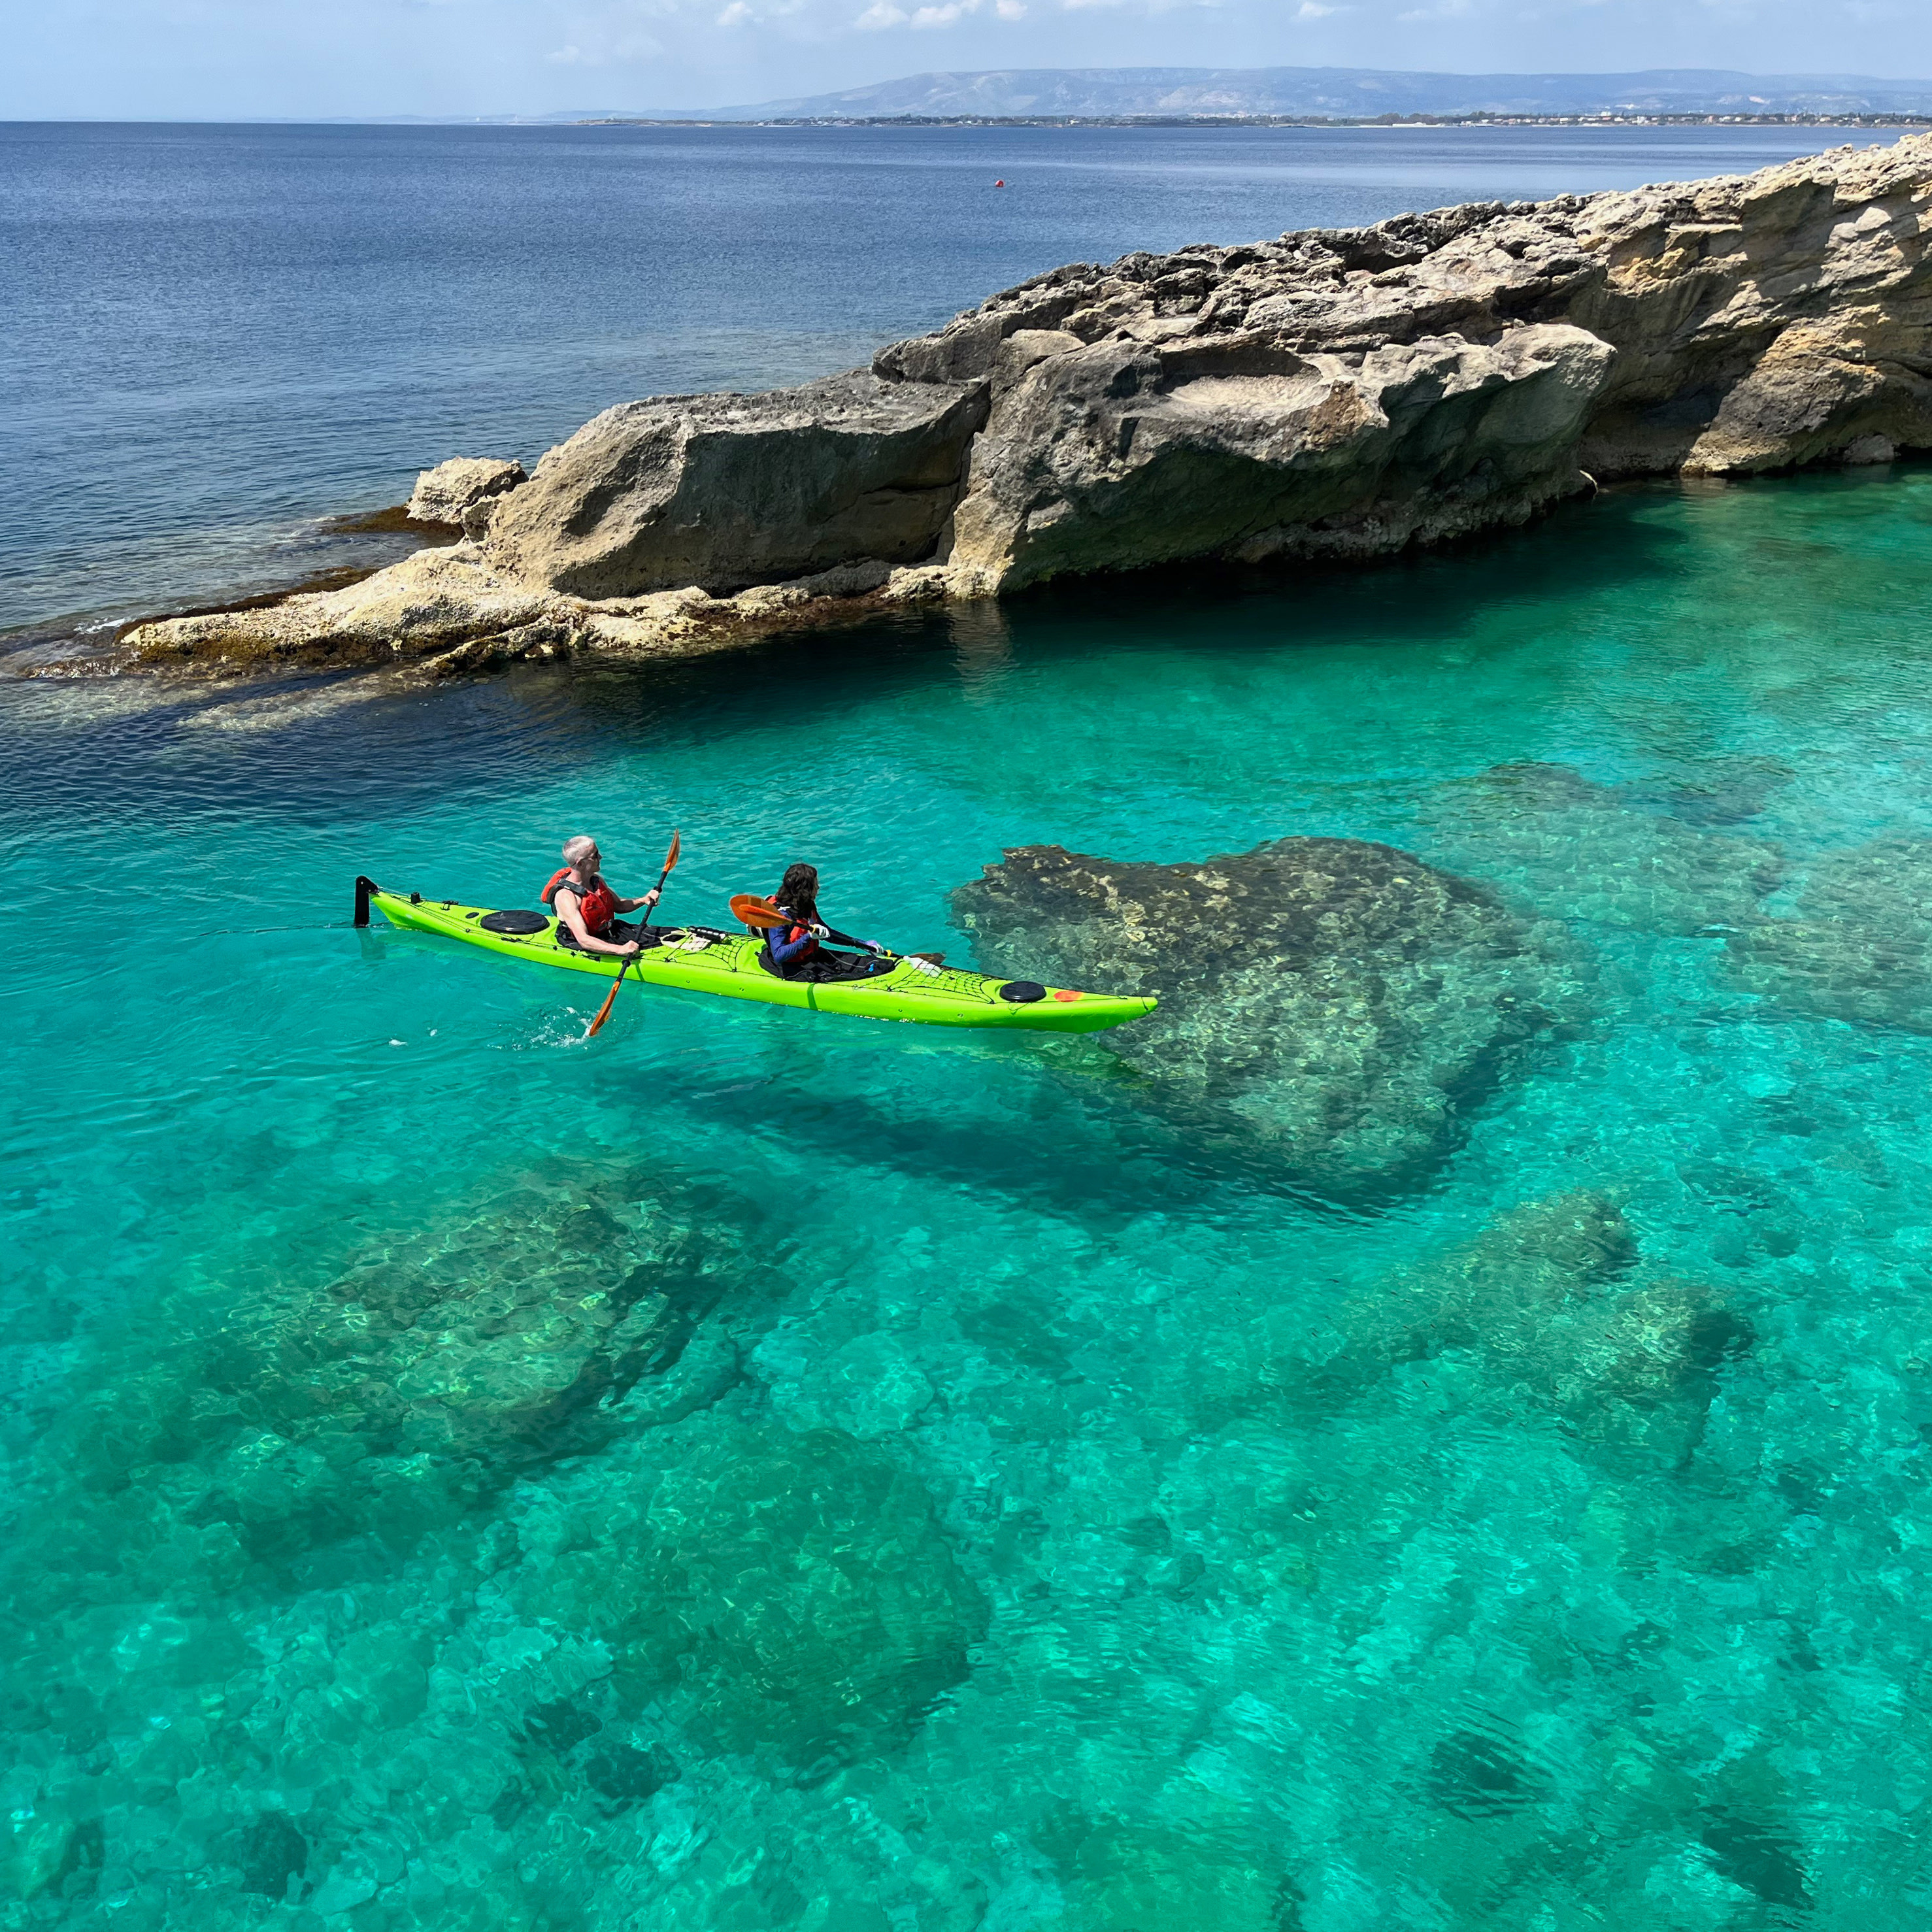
768, 924, 817, 965
554, 887, 641, 957
611, 888, 661, 914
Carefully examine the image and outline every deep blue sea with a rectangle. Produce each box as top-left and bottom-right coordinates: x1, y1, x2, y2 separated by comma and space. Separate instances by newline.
7, 122, 1932, 1928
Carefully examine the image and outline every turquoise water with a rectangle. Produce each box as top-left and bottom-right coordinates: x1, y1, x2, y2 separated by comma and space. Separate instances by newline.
9, 466, 1932, 1923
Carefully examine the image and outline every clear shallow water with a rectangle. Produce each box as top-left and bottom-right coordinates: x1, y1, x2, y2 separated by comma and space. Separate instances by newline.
1, 119, 1865, 639
8, 465, 1932, 1921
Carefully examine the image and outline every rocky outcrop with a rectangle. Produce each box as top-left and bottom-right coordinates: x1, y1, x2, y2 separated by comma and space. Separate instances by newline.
405, 456, 527, 534
951, 837, 1586, 1197
120, 135, 1932, 672
124, 542, 950, 678
487, 373, 987, 595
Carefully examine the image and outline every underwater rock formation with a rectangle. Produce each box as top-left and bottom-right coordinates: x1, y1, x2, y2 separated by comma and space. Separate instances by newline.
8, 1162, 759, 1604
951, 837, 1584, 1195
510, 1418, 988, 1771
1724, 835, 1932, 1031
119, 134, 1932, 673
1199, 1190, 1753, 1471
1422, 762, 1785, 933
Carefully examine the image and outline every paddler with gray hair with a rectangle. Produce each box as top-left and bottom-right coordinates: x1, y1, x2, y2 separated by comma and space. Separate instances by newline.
540, 834, 665, 957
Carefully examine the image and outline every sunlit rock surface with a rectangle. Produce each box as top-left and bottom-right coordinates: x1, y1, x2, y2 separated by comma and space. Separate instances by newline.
118, 134, 1932, 671
952, 837, 1585, 1195
486, 373, 988, 596
405, 456, 527, 534
1725, 835, 1932, 1031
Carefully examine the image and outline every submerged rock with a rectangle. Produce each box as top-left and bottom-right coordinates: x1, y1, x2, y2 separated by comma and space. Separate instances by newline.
1725, 836, 1932, 1031
512, 1420, 988, 1771
952, 837, 1584, 1195
1205, 1189, 1752, 1471
16, 1161, 763, 1599
1047, 1818, 1292, 1932
1424, 762, 1784, 934
115, 135, 1932, 674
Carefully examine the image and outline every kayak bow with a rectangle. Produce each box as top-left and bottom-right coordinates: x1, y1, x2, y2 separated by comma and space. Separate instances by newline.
354, 879, 1156, 1035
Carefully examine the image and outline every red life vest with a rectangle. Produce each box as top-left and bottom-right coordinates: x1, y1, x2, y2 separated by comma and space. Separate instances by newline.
542, 867, 618, 935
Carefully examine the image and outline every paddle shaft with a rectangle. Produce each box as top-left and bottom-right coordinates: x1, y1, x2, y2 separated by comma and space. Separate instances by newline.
584, 830, 680, 1039
731, 897, 946, 969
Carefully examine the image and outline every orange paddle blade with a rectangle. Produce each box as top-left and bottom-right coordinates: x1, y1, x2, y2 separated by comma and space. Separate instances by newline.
583, 973, 622, 1035
661, 829, 681, 876
730, 893, 787, 929
584, 958, 630, 1037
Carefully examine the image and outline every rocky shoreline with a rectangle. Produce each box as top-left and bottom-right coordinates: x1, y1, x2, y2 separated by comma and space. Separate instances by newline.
96, 134, 1932, 679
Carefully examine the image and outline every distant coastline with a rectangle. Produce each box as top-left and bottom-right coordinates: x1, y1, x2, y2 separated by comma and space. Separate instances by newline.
578, 112, 1932, 131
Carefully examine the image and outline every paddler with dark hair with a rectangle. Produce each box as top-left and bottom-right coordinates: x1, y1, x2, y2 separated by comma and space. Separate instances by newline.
542, 834, 666, 957
760, 863, 893, 982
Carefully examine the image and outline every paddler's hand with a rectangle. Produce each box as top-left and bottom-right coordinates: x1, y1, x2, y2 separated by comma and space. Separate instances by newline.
808, 923, 831, 940
620, 939, 642, 956
644, 889, 661, 908
862, 939, 888, 955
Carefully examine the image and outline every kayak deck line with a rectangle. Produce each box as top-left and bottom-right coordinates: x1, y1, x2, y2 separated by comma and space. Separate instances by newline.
353, 878, 1156, 1035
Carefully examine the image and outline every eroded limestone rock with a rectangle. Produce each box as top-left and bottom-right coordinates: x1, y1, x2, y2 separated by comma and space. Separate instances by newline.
114, 135, 1932, 672
952, 837, 1585, 1195
124, 542, 949, 678
486, 372, 987, 596
405, 456, 527, 534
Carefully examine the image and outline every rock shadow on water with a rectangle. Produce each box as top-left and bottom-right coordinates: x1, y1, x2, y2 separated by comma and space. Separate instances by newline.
952, 836, 1590, 1203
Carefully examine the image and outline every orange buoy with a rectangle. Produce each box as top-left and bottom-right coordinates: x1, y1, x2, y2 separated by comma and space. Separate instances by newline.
994, 178, 1006, 188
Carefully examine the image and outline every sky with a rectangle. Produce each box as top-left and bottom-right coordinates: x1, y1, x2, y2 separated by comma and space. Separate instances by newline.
8, 0, 1932, 122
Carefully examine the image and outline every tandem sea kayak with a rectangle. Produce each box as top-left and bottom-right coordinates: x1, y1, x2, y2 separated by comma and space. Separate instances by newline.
355, 879, 1158, 1035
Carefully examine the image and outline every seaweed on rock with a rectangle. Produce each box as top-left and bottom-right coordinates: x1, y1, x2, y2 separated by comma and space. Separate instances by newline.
952, 837, 1589, 1197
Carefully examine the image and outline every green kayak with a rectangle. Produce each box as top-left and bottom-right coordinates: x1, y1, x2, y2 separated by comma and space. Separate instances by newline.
356, 879, 1157, 1035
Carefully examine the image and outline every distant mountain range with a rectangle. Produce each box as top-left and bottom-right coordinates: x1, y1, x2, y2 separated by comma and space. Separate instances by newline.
551, 65, 1932, 123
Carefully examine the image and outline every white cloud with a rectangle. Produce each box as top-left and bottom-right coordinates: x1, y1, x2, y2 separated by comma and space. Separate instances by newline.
717, 0, 753, 18
1295, 0, 1339, 14
857, 0, 1025, 25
